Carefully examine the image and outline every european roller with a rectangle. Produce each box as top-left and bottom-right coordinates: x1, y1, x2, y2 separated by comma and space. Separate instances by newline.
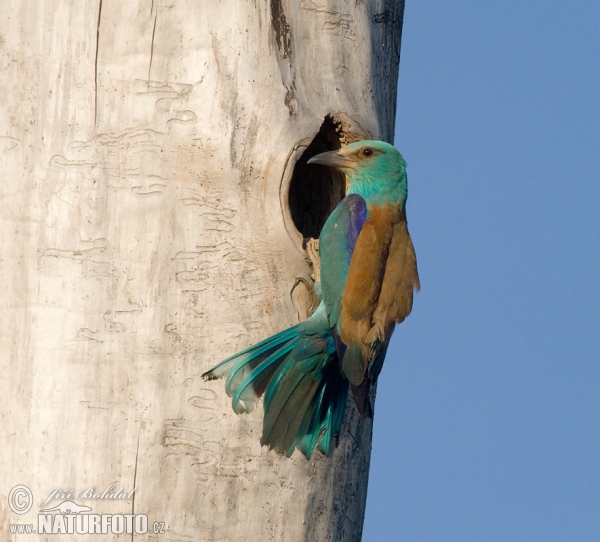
203, 140, 419, 458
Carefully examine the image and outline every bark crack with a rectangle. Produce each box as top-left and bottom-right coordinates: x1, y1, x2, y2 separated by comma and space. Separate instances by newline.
270, 0, 292, 59
94, 0, 103, 127
148, 12, 158, 82
131, 425, 141, 541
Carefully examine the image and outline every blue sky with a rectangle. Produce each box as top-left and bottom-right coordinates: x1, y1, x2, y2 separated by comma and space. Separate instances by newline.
363, 2, 600, 540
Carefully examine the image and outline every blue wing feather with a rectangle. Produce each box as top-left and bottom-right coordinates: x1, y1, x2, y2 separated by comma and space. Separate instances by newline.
319, 193, 367, 357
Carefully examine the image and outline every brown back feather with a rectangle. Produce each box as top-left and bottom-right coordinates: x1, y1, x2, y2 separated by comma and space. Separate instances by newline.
339, 204, 419, 385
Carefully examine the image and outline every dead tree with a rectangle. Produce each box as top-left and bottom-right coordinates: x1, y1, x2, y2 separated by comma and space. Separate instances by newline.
0, 1, 404, 539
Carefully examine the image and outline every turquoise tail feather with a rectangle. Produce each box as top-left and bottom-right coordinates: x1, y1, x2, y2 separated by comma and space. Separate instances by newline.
202, 304, 349, 458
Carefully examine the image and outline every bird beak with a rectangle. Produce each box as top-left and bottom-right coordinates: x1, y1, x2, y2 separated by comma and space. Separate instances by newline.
307, 149, 356, 169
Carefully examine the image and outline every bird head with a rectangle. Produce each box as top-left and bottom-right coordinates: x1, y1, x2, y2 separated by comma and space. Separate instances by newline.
308, 140, 407, 204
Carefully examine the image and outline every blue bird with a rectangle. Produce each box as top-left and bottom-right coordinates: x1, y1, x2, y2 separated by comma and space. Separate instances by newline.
203, 140, 419, 458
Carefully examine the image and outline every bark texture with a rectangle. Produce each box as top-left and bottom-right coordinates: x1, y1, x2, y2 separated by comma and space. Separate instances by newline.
0, 1, 404, 540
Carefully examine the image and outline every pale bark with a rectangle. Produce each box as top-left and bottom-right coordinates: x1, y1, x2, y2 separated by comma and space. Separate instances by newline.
0, 1, 404, 540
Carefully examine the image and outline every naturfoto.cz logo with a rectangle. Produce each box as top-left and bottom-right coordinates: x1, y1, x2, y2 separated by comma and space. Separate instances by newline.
7, 484, 165, 536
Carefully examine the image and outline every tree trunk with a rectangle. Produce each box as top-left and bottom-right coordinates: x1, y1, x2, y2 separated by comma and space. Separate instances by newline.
0, 1, 404, 540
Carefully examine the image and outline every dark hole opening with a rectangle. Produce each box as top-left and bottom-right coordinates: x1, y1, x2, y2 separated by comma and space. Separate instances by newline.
288, 116, 346, 241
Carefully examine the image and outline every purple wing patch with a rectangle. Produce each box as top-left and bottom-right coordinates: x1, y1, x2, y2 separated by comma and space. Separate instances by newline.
345, 194, 367, 257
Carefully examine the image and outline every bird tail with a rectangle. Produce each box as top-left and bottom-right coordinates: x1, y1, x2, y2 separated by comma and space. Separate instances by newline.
202, 307, 348, 458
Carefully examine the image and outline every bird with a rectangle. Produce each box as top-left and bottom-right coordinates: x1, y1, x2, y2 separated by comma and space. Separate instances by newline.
203, 140, 419, 458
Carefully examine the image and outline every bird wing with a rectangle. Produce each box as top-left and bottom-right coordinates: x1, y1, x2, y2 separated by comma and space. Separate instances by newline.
319, 193, 367, 347
369, 217, 420, 337
320, 197, 419, 388
339, 204, 419, 386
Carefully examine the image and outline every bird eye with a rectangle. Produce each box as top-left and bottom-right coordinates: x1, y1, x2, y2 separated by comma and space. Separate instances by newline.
362, 147, 374, 157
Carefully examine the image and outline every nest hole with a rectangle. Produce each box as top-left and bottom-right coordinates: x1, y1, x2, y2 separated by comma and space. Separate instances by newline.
288, 116, 346, 241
